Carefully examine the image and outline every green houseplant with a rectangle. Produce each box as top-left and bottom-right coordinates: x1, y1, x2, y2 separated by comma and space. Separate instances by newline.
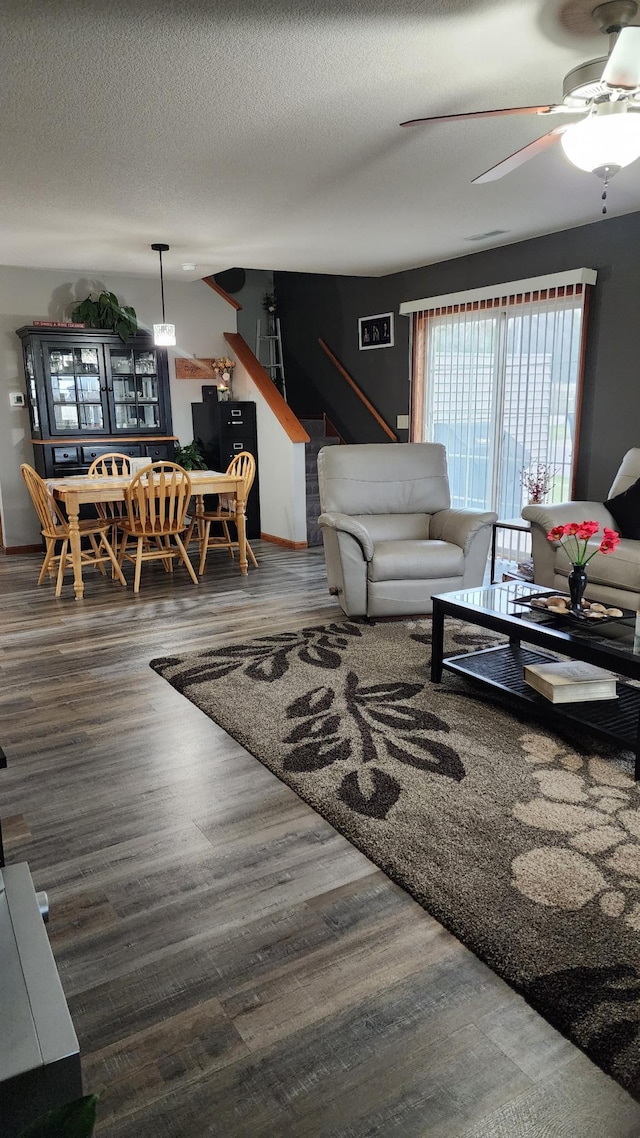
20, 1093, 100, 1137
174, 440, 208, 470
71, 291, 137, 343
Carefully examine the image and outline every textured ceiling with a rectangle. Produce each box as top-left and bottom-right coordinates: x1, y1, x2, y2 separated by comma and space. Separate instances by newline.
1, 0, 639, 279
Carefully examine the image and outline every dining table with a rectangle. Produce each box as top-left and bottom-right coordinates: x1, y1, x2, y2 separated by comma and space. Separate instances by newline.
46, 469, 248, 599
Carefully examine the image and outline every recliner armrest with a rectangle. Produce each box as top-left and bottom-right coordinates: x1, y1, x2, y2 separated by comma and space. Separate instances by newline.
522, 501, 618, 541
318, 512, 374, 560
430, 507, 497, 555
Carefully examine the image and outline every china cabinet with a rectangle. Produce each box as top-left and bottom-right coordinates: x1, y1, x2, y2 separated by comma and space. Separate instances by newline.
17, 326, 175, 478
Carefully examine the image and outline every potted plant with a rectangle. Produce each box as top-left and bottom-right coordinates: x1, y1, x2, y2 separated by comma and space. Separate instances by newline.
519, 462, 556, 505
262, 288, 277, 337
20, 1093, 100, 1137
71, 291, 137, 343
174, 440, 208, 470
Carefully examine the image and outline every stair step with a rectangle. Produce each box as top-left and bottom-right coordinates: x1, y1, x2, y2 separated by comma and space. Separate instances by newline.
300, 418, 328, 438
304, 437, 339, 457
305, 491, 323, 547
301, 424, 339, 547
307, 523, 323, 547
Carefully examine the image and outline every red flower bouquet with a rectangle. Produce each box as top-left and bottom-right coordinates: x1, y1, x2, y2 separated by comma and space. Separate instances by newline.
546, 520, 620, 565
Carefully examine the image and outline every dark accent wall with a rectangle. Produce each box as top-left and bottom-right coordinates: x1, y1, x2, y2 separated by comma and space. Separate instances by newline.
233, 267, 274, 348
275, 210, 640, 500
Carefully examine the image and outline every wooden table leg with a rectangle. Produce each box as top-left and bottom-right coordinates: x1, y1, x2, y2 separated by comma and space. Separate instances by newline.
195, 495, 205, 545
66, 494, 85, 600
235, 495, 248, 576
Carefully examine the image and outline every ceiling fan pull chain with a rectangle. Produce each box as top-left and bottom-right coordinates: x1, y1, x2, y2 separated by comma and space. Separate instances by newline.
601, 166, 611, 214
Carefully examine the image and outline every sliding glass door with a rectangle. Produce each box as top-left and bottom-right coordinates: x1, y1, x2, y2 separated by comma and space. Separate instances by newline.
420, 293, 585, 518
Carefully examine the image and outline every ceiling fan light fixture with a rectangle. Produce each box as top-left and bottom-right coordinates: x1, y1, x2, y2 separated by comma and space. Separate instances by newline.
151, 242, 176, 347
560, 105, 640, 172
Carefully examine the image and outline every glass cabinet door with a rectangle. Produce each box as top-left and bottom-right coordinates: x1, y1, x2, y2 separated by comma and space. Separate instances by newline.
108, 347, 161, 430
23, 342, 39, 432
45, 344, 108, 432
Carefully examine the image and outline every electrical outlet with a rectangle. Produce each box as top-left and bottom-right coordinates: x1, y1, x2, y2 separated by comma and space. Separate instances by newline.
9, 391, 26, 407
396, 414, 409, 430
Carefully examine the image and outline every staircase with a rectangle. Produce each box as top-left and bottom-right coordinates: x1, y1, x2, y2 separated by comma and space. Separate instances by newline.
299, 416, 341, 546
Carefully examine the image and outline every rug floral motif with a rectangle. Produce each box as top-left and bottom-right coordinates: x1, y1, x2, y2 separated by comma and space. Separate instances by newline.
151, 618, 640, 1098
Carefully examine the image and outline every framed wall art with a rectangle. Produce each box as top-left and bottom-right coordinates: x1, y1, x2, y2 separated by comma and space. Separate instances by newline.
358, 312, 394, 351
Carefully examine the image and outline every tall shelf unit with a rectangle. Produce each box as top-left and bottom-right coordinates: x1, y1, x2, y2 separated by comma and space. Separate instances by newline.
17, 326, 176, 479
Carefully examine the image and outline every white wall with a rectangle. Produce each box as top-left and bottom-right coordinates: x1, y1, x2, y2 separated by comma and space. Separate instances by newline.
0, 266, 235, 547
233, 361, 307, 545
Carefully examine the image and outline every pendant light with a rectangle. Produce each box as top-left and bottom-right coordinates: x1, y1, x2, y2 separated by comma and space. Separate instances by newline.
151, 242, 176, 347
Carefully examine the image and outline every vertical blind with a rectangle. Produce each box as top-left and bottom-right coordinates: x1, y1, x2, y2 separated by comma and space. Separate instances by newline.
401, 269, 595, 520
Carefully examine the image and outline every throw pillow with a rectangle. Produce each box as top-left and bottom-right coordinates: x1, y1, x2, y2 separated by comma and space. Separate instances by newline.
604, 477, 640, 539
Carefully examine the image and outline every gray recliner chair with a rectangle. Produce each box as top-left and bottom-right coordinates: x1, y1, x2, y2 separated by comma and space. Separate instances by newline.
317, 442, 497, 618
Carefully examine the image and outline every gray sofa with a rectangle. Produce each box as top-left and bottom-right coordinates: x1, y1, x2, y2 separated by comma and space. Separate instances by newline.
317, 442, 497, 618
522, 448, 640, 610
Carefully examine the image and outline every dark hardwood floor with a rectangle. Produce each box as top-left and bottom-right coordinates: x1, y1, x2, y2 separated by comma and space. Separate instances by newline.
1, 543, 640, 1137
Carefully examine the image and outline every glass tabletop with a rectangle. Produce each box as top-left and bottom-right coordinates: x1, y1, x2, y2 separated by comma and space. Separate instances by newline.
434, 581, 640, 665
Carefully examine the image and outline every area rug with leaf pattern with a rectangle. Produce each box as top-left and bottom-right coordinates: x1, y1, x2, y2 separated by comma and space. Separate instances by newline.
150, 617, 640, 1099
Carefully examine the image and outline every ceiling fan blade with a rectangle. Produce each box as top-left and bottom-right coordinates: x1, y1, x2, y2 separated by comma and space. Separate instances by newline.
472, 128, 566, 184
400, 106, 555, 127
602, 26, 640, 90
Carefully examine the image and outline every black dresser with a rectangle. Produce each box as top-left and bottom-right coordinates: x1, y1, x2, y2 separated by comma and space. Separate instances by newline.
191, 400, 260, 539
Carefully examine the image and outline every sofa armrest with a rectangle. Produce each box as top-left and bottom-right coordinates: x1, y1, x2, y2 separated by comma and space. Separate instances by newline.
521, 501, 618, 536
430, 507, 498, 555
522, 501, 618, 587
318, 512, 374, 560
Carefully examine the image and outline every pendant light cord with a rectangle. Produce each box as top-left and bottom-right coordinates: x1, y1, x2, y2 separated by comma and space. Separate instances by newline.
151, 242, 171, 324
158, 247, 166, 322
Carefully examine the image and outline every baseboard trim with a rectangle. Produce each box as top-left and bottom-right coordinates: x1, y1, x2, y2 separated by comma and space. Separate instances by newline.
3, 544, 41, 555
261, 533, 308, 550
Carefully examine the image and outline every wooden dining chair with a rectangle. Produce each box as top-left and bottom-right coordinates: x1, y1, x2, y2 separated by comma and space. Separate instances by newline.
185, 451, 258, 575
117, 462, 199, 593
87, 453, 132, 479
87, 452, 132, 561
20, 463, 127, 597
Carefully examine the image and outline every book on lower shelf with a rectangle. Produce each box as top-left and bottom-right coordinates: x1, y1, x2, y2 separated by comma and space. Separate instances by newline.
523, 660, 618, 703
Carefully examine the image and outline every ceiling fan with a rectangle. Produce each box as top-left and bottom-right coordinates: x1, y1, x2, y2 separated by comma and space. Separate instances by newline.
401, 0, 640, 199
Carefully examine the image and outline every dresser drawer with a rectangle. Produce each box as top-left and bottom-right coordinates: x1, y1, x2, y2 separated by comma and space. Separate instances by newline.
81, 443, 142, 463
52, 446, 79, 464
218, 404, 255, 433
144, 442, 172, 461
221, 439, 255, 461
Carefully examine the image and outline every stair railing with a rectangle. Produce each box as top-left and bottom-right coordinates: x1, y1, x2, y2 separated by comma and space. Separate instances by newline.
224, 333, 309, 443
321, 412, 344, 444
318, 340, 397, 442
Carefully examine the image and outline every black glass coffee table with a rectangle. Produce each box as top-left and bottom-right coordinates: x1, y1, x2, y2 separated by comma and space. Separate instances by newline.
431, 581, 640, 779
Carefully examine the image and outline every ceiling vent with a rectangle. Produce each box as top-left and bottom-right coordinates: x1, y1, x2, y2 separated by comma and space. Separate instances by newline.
465, 229, 510, 242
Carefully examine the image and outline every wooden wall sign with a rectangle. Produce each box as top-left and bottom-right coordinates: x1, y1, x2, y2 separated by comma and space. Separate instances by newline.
175, 357, 235, 380
175, 358, 219, 380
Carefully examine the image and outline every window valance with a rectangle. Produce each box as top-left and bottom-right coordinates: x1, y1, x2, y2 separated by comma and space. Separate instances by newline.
399, 268, 597, 317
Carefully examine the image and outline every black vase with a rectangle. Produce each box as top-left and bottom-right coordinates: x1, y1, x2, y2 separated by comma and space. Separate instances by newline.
567, 563, 587, 613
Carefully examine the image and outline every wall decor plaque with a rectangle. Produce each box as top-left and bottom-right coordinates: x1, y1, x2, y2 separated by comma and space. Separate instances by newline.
175, 357, 235, 381
358, 313, 394, 350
